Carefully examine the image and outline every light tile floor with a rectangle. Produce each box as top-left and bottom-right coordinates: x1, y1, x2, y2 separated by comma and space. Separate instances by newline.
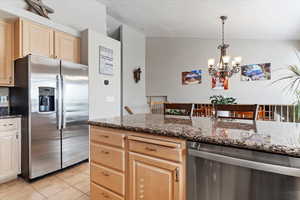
0, 162, 90, 200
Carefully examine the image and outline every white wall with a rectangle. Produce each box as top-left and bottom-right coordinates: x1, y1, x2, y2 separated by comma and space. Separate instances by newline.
43, 0, 107, 34
146, 38, 300, 104
87, 30, 121, 119
121, 25, 148, 114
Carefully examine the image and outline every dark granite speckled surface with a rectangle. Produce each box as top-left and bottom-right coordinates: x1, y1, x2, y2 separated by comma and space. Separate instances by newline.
88, 114, 300, 157
0, 115, 22, 119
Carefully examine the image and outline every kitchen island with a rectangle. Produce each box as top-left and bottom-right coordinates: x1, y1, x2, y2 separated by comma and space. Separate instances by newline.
88, 114, 300, 200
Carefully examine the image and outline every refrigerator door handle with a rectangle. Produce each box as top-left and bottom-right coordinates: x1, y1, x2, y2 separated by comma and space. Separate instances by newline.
61, 75, 66, 129
56, 74, 62, 130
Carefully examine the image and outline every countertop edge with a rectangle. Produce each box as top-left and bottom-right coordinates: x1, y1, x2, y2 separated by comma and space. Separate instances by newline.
88, 120, 300, 158
0, 115, 22, 119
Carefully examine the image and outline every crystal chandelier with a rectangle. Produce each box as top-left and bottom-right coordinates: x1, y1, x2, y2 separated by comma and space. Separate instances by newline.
208, 16, 242, 78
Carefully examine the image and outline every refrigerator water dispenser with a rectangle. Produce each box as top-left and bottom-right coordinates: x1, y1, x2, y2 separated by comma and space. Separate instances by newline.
39, 87, 55, 112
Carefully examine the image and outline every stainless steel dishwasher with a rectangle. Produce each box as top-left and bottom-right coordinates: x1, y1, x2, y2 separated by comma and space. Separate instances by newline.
188, 142, 300, 200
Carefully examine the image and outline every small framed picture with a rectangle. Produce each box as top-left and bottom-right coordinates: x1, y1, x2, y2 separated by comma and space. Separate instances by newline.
212, 77, 229, 90
99, 46, 114, 75
182, 70, 202, 85
241, 63, 271, 81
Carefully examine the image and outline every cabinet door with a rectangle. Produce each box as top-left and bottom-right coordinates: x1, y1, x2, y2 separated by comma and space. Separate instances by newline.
0, 20, 14, 86
54, 31, 80, 63
0, 133, 18, 180
22, 20, 54, 58
129, 153, 181, 200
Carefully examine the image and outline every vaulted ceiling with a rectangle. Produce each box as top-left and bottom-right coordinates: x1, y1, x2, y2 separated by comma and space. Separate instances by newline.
98, 0, 300, 40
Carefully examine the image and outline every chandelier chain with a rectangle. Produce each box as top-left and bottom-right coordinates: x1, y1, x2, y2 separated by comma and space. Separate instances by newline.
222, 18, 225, 46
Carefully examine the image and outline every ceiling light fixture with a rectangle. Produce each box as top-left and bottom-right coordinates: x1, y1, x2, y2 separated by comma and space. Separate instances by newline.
208, 16, 242, 79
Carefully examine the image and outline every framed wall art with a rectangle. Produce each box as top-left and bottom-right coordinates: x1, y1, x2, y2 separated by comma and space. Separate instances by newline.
99, 46, 114, 75
182, 70, 202, 85
212, 77, 229, 90
241, 63, 271, 81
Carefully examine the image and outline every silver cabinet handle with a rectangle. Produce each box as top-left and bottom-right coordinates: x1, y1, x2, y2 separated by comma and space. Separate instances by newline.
1, 123, 15, 129
101, 150, 110, 155
145, 147, 157, 152
189, 149, 300, 178
101, 171, 110, 177
175, 167, 180, 182
101, 192, 110, 199
99, 135, 109, 138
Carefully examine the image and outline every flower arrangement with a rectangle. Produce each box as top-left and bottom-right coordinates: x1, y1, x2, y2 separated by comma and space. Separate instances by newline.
209, 95, 237, 105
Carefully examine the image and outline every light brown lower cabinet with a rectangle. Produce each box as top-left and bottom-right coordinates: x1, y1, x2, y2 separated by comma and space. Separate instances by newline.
129, 152, 182, 200
90, 143, 125, 172
90, 126, 186, 200
91, 163, 125, 196
91, 183, 124, 200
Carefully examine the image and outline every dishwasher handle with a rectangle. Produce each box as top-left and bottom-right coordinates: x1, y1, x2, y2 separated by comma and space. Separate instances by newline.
189, 149, 300, 178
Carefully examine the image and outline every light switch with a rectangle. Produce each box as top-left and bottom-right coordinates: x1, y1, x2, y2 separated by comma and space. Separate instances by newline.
105, 96, 115, 102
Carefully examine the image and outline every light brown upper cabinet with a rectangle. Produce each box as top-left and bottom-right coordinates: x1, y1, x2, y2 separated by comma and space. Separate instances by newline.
15, 19, 54, 59
15, 18, 81, 64
0, 20, 14, 86
54, 31, 80, 63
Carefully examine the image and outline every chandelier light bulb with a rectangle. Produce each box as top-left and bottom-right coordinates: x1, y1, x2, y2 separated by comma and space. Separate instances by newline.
218, 63, 223, 69
232, 60, 236, 66
208, 59, 215, 67
222, 56, 231, 64
234, 56, 242, 64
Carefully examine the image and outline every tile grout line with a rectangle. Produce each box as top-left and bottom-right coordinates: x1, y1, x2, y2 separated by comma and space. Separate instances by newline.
55, 171, 88, 197
30, 185, 49, 200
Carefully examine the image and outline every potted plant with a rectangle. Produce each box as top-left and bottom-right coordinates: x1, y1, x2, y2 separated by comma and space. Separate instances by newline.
273, 65, 300, 121
209, 95, 237, 117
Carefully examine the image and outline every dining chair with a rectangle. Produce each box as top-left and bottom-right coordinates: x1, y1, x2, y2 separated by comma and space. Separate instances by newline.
214, 104, 258, 120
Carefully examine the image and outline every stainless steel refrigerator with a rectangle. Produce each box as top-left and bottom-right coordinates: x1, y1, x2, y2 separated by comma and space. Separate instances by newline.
10, 55, 89, 180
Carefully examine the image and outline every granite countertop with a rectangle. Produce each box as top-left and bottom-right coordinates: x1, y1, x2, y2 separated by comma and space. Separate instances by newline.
88, 114, 300, 157
0, 115, 22, 119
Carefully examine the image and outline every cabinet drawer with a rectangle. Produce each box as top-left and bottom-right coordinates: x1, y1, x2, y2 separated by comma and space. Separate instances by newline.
128, 138, 182, 162
0, 119, 18, 132
90, 143, 125, 171
91, 163, 124, 196
91, 127, 125, 148
91, 183, 124, 200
